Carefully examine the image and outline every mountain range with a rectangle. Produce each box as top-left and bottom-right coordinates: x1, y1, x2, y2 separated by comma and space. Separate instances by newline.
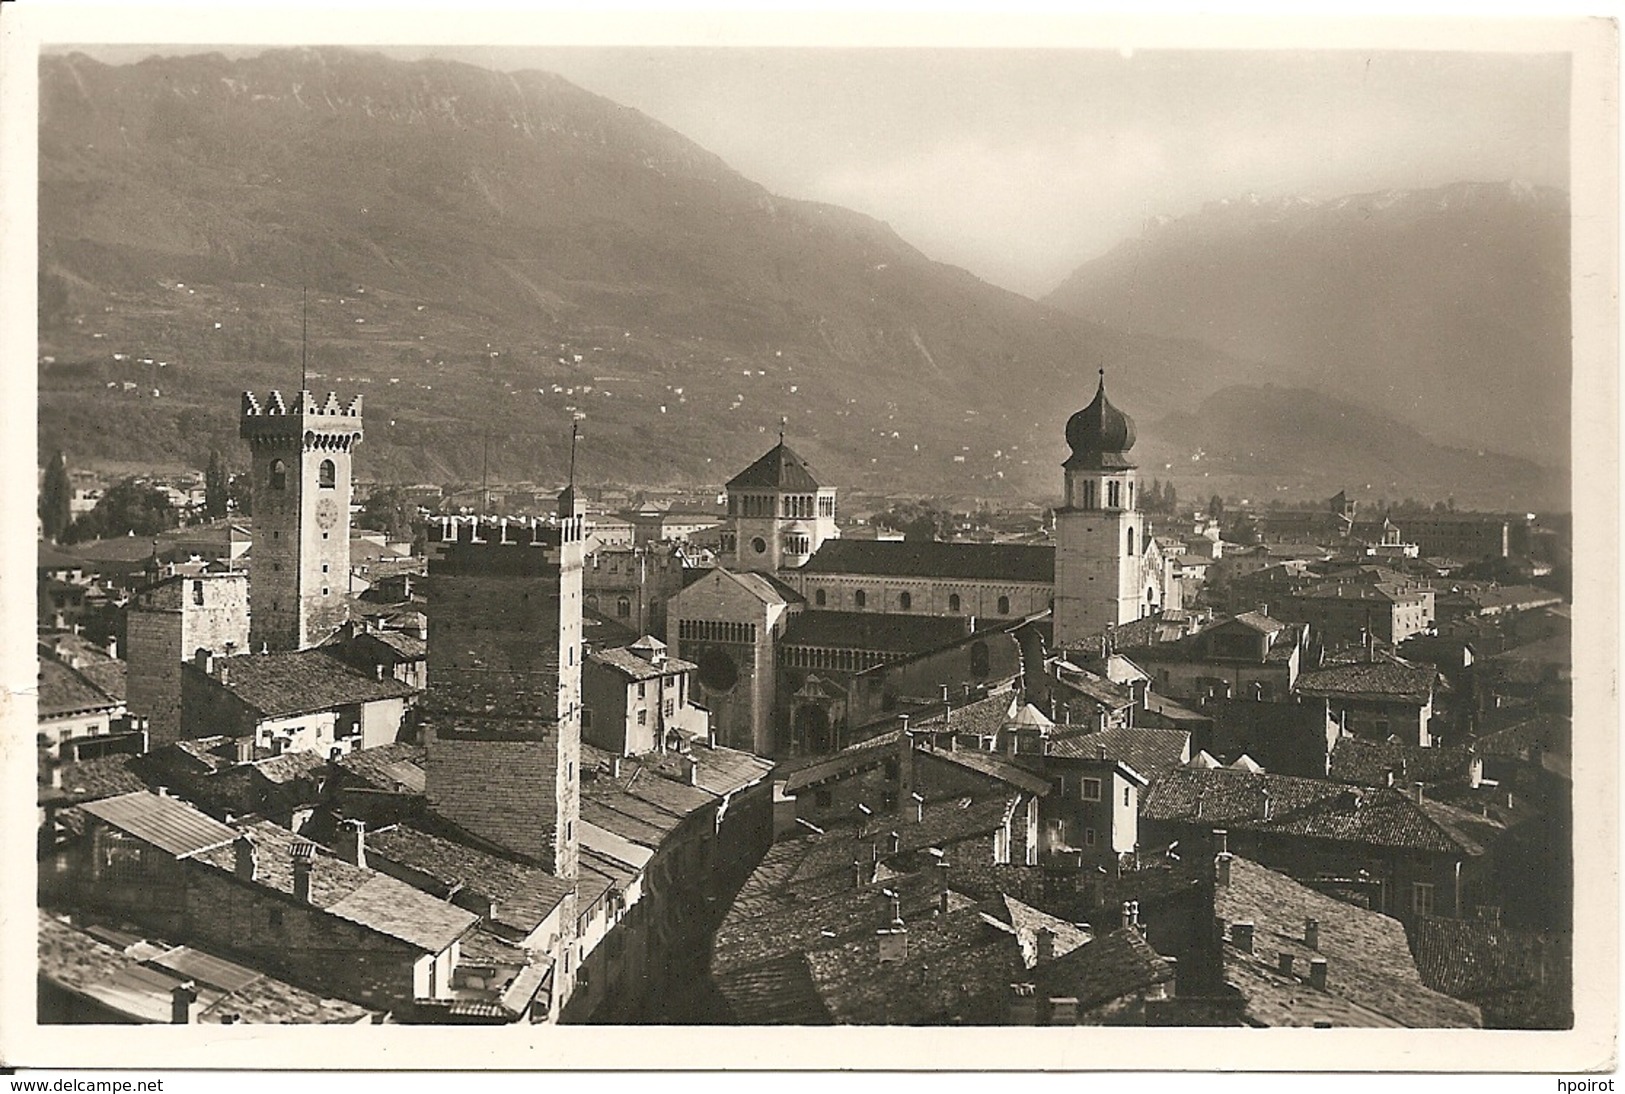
1045, 182, 1571, 472
37, 48, 1568, 510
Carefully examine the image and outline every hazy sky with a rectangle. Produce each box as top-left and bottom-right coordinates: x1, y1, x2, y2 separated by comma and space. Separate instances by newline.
65, 44, 1570, 297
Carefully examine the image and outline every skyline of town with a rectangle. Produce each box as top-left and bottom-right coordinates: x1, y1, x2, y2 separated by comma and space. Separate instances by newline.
6, 11, 1617, 1077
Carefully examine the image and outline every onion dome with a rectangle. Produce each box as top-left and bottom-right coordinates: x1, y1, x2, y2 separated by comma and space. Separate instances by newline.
1064, 370, 1137, 470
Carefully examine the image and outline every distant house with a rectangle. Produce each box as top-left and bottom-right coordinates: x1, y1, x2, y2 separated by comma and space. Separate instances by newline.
43, 791, 483, 1019
1276, 578, 1435, 648
1118, 611, 1309, 705
1140, 768, 1498, 926
38, 658, 128, 759
180, 648, 416, 756
1294, 651, 1442, 747
582, 637, 709, 756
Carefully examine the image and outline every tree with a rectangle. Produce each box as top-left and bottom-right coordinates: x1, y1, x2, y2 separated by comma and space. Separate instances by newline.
227, 472, 252, 517
204, 450, 229, 520
1208, 494, 1224, 519
39, 450, 72, 542
65, 478, 178, 543
357, 486, 418, 542
1163, 482, 1178, 516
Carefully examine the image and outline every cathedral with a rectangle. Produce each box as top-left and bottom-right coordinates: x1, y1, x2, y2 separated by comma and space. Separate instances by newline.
668, 372, 1176, 758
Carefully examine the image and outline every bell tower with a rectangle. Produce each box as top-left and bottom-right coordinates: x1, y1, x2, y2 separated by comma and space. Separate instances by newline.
240, 390, 363, 651
722, 432, 838, 572
1053, 371, 1147, 651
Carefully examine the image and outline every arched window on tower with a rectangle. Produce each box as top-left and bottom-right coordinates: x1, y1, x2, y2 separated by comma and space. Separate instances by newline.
854, 590, 867, 609
1127, 527, 1136, 556
948, 593, 961, 613
1107, 481, 1121, 508
899, 592, 912, 611
997, 595, 1011, 615
616, 596, 631, 619
318, 459, 336, 489
270, 459, 287, 491
1082, 481, 1097, 509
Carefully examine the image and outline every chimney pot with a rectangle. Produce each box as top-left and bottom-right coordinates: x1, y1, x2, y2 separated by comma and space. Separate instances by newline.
1412, 782, 1425, 805
1214, 829, 1229, 854
1305, 917, 1320, 950
1277, 952, 1295, 976
1035, 927, 1056, 964
1309, 957, 1328, 990
1231, 921, 1254, 953
1216, 851, 1234, 887
292, 857, 314, 904
234, 835, 257, 881
343, 819, 367, 870
170, 980, 200, 1025
1095, 744, 1107, 761
1119, 901, 1134, 931
887, 830, 901, 855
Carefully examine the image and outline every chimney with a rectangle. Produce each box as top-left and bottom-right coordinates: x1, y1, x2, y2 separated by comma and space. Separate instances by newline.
1035, 926, 1056, 964
886, 830, 901, 855
683, 755, 699, 787
1215, 851, 1234, 888
341, 819, 367, 870
106, 637, 119, 659
292, 847, 314, 904
1047, 997, 1079, 1025
1231, 921, 1255, 952
1215, 829, 1229, 854
1095, 744, 1107, 761
234, 835, 257, 881
912, 792, 925, 824
1412, 782, 1425, 805
1119, 901, 1134, 931
853, 856, 870, 890
1305, 917, 1320, 951
610, 755, 623, 778
170, 980, 200, 1025
1009, 983, 1038, 1025
218, 663, 230, 686
234, 737, 254, 764
1309, 957, 1328, 991
877, 921, 908, 964
1260, 788, 1272, 821
194, 648, 214, 675
936, 858, 952, 913
1277, 952, 1295, 977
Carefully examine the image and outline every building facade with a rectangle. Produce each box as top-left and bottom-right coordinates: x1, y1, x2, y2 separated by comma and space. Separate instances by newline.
240, 390, 363, 651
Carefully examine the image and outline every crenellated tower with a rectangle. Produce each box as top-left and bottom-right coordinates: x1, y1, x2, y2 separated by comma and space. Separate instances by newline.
1053, 371, 1149, 650
240, 390, 363, 651
421, 514, 585, 882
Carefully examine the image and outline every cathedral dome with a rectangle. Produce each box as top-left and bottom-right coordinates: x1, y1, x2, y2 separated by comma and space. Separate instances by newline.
1064, 371, 1137, 469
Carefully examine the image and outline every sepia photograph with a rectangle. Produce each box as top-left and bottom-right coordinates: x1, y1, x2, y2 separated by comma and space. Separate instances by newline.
1, 3, 1616, 1074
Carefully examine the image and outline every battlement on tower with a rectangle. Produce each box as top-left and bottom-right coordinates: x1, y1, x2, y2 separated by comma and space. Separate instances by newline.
241, 390, 365, 449
429, 515, 584, 564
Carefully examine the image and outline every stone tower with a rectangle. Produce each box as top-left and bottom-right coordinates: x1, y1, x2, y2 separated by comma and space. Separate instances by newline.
722, 439, 839, 572
240, 390, 363, 651
1053, 371, 1149, 650
421, 514, 584, 881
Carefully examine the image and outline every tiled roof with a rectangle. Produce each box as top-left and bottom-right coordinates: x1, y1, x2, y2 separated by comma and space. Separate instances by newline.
1140, 692, 1211, 728
1410, 916, 1572, 1029
587, 646, 697, 681
1140, 769, 1476, 855
1033, 926, 1176, 1011
251, 751, 328, 787
1474, 714, 1570, 759
1216, 856, 1480, 1027
1296, 655, 1437, 704
923, 748, 1053, 796
634, 743, 774, 799
781, 730, 902, 793
47, 755, 150, 804
1053, 665, 1135, 709
1048, 728, 1191, 777
39, 659, 122, 718
195, 821, 476, 953
37, 911, 374, 1025
335, 742, 427, 793
365, 824, 574, 934
80, 791, 238, 859
1232, 611, 1289, 635
360, 630, 427, 660
725, 442, 823, 491
202, 650, 417, 718
780, 610, 971, 655
1328, 738, 1477, 788
714, 953, 833, 1025
800, 539, 1055, 583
